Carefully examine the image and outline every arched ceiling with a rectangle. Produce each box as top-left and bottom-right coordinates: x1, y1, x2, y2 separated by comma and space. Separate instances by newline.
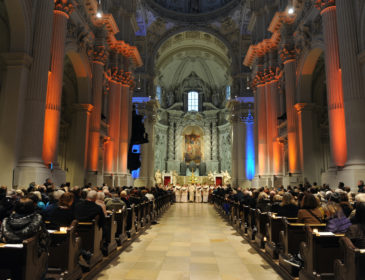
145, 0, 241, 23
155, 31, 231, 89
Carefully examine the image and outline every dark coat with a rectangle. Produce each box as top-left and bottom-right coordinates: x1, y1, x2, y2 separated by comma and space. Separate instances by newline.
74, 200, 105, 228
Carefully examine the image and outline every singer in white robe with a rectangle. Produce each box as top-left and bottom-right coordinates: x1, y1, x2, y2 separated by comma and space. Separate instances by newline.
188, 184, 195, 202
175, 186, 181, 203
195, 186, 202, 203
202, 185, 209, 203
181, 186, 188, 202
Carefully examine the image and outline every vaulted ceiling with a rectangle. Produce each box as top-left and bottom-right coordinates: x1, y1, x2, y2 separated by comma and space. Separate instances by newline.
155, 31, 231, 89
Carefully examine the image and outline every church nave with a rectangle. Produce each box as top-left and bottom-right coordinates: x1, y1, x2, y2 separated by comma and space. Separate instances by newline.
95, 203, 281, 280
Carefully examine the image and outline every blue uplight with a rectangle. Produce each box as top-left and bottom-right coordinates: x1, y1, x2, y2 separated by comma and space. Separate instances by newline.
131, 144, 141, 179
244, 113, 255, 180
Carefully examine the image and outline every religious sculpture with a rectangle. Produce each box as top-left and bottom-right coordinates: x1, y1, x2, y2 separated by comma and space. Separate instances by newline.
208, 171, 215, 183
172, 170, 178, 185
223, 170, 232, 185
155, 169, 162, 185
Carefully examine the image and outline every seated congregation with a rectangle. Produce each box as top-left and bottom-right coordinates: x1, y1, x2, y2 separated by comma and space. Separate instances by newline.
0, 182, 173, 280
213, 182, 365, 280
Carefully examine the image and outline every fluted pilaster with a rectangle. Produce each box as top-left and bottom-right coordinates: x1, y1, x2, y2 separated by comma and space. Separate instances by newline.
318, 2, 347, 167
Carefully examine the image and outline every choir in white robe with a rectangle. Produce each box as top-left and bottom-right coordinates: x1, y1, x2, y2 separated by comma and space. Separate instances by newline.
175, 186, 181, 202
188, 185, 195, 202
181, 186, 188, 202
195, 186, 202, 203
202, 185, 209, 202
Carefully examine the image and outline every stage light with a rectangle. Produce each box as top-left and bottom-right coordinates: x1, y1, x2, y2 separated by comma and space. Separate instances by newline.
96, 11, 102, 18
288, 7, 294, 15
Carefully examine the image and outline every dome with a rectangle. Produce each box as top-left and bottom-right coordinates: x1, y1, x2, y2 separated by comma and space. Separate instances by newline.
145, 0, 239, 22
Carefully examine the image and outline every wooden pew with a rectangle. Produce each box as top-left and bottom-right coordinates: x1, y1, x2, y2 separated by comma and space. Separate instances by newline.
77, 217, 103, 269
334, 237, 365, 280
254, 209, 269, 249
0, 233, 48, 280
127, 204, 136, 238
240, 205, 250, 233
47, 220, 83, 280
265, 214, 297, 259
299, 227, 343, 280
104, 212, 117, 256
278, 219, 326, 277
134, 203, 142, 232
115, 206, 128, 245
247, 208, 257, 241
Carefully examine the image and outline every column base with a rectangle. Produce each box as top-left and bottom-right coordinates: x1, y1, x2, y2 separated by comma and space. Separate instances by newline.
252, 175, 274, 188
338, 165, 365, 191
237, 178, 252, 188
103, 173, 114, 187
14, 161, 51, 187
50, 165, 66, 186
166, 161, 180, 173
206, 161, 220, 173
282, 173, 303, 188
86, 171, 104, 187
116, 173, 134, 187
134, 177, 155, 188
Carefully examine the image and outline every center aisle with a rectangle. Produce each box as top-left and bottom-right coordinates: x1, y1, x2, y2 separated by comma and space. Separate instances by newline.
94, 203, 282, 280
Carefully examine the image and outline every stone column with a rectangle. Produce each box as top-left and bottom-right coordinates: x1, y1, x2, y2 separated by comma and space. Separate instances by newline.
68, 104, 93, 186
138, 100, 158, 188
243, 112, 255, 186
104, 52, 122, 181
295, 103, 321, 184
336, 0, 365, 186
264, 80, 273, 179
256, 83, 267, 176
87, 31, 107, 186
280, 27, 302, 176
42, 0, 74, 184
316, 1, 347, 167
211, 119, 219, 172
230, 115, 240, 186
118, 84, 130, 176
13, 0, 54, 187
0, 53, 32, 187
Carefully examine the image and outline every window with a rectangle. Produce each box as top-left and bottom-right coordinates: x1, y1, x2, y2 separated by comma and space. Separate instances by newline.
156, 86, 161, 101
226, 85, 231, 100
188, 91, 199, 111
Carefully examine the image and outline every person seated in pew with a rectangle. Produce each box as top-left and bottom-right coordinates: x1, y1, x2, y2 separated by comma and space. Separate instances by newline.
346, 202, 365, 248
0, 198, 50, 254
47, 192, 75, 228
120, 190, 131, 208
129, 189, 142, 205
339, 191, 353, 217
95, 192, 107, 217
297, 192, 325, 224
270, 194, 282, 214
277, 192, 298, 218
256, 192, 270, 212
324, 193, 352, 233
105, 194, 126, 212
0, 186, 14, 223
74, 190, 105, 228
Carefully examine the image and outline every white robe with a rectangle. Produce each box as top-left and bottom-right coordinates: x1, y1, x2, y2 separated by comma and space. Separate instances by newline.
181, 187, 188, 202
195, 187, 202, 203
188, 185, 195, 202
202, 186, 209, 202
175, 188, 181, 202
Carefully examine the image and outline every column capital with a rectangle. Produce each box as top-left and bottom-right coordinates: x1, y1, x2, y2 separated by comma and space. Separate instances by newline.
54, 0, 74, 18
314, 0, 336, 12
294, 102, 318, 112
0, 52, 33, 67
90, 45, 107, 65
73, 103, 94, 113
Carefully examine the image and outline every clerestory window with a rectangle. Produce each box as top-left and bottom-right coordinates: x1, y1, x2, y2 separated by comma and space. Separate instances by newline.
188, 91, 199, 111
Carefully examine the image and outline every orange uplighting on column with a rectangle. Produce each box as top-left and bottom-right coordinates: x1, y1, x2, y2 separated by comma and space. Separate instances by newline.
328, 70, 347, 166
273, 140, 282, 174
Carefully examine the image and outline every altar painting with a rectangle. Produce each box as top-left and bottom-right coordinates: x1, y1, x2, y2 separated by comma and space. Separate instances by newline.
184, 134, 202, 164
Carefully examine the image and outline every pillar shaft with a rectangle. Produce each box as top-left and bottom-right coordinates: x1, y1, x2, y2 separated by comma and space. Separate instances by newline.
336, 0, 365, 166
265, 82, 273, 174
119, 84, 130, 174
270, 80, 283, 175
320, 5, 347, 167
14, 0, 54, 186
283, 60, 301, 174
43, 5, 72, 165
88, 49, 106, 172
257, 84, 267, 175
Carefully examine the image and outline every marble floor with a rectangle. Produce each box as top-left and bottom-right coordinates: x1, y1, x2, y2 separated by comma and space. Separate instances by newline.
94, 203, 282, 280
